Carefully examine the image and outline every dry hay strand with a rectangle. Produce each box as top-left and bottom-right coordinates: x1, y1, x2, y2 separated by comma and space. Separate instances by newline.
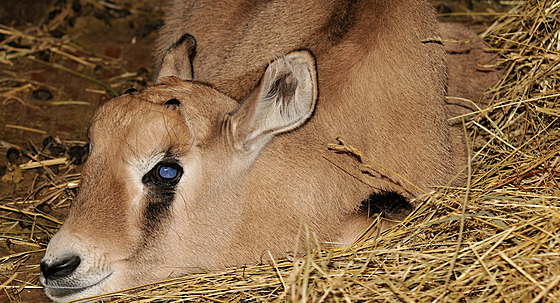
0, 19, 131, 97
3, 0, 560, 302
0, 174, 77, 301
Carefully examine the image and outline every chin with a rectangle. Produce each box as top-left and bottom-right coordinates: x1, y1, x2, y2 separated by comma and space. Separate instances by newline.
41, 270, 123, 302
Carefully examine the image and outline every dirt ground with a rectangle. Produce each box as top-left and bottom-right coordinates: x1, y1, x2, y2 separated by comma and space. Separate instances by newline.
0, 1, 508, 302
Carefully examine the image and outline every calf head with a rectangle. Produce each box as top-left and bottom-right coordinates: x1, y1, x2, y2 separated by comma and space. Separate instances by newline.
40, 40, 317, 302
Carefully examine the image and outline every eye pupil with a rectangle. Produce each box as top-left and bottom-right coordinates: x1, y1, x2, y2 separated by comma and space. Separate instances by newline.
158, 165, 178, 179
143, 161, 183, 187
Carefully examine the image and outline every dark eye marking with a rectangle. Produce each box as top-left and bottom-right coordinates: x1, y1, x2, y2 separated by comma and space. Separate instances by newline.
143, 161, 183, 188
164, 98, 181, 109
123, 88, 138, 95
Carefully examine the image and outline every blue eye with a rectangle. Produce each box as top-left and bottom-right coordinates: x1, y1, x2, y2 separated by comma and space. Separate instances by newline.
158, 165, 178, 179
145, 161, 183, 187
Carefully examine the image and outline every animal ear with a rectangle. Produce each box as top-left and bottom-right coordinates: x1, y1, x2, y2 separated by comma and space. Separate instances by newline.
231, 50, 317, 152
156, 34, 196, 83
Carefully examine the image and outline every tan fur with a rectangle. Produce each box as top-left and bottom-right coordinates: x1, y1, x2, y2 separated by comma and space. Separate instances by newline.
156, 0, 456, 194
439, 22, 502, 121
41, 1, 500, 301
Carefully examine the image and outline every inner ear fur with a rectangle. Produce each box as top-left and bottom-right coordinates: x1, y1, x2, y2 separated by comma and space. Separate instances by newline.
156, 34, 197, 83
231, 50, 318, 152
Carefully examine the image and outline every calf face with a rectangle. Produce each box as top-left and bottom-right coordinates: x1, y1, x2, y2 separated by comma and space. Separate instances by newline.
40, 50, 317, 302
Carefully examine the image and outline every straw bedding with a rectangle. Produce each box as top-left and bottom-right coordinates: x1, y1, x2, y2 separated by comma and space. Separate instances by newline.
1, 0, 559, 302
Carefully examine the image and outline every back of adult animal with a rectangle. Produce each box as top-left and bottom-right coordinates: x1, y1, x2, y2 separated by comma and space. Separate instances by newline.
40, 0, 472, 301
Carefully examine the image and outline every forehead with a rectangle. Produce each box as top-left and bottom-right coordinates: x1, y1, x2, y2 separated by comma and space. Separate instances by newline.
89, 96, 193, 157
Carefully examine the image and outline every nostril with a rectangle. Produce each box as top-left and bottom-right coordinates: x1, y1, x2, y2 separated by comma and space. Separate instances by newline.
41, 255, 81, 280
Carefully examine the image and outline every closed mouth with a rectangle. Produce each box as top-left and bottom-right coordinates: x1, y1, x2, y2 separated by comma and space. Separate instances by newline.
42, 272, 113, 299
